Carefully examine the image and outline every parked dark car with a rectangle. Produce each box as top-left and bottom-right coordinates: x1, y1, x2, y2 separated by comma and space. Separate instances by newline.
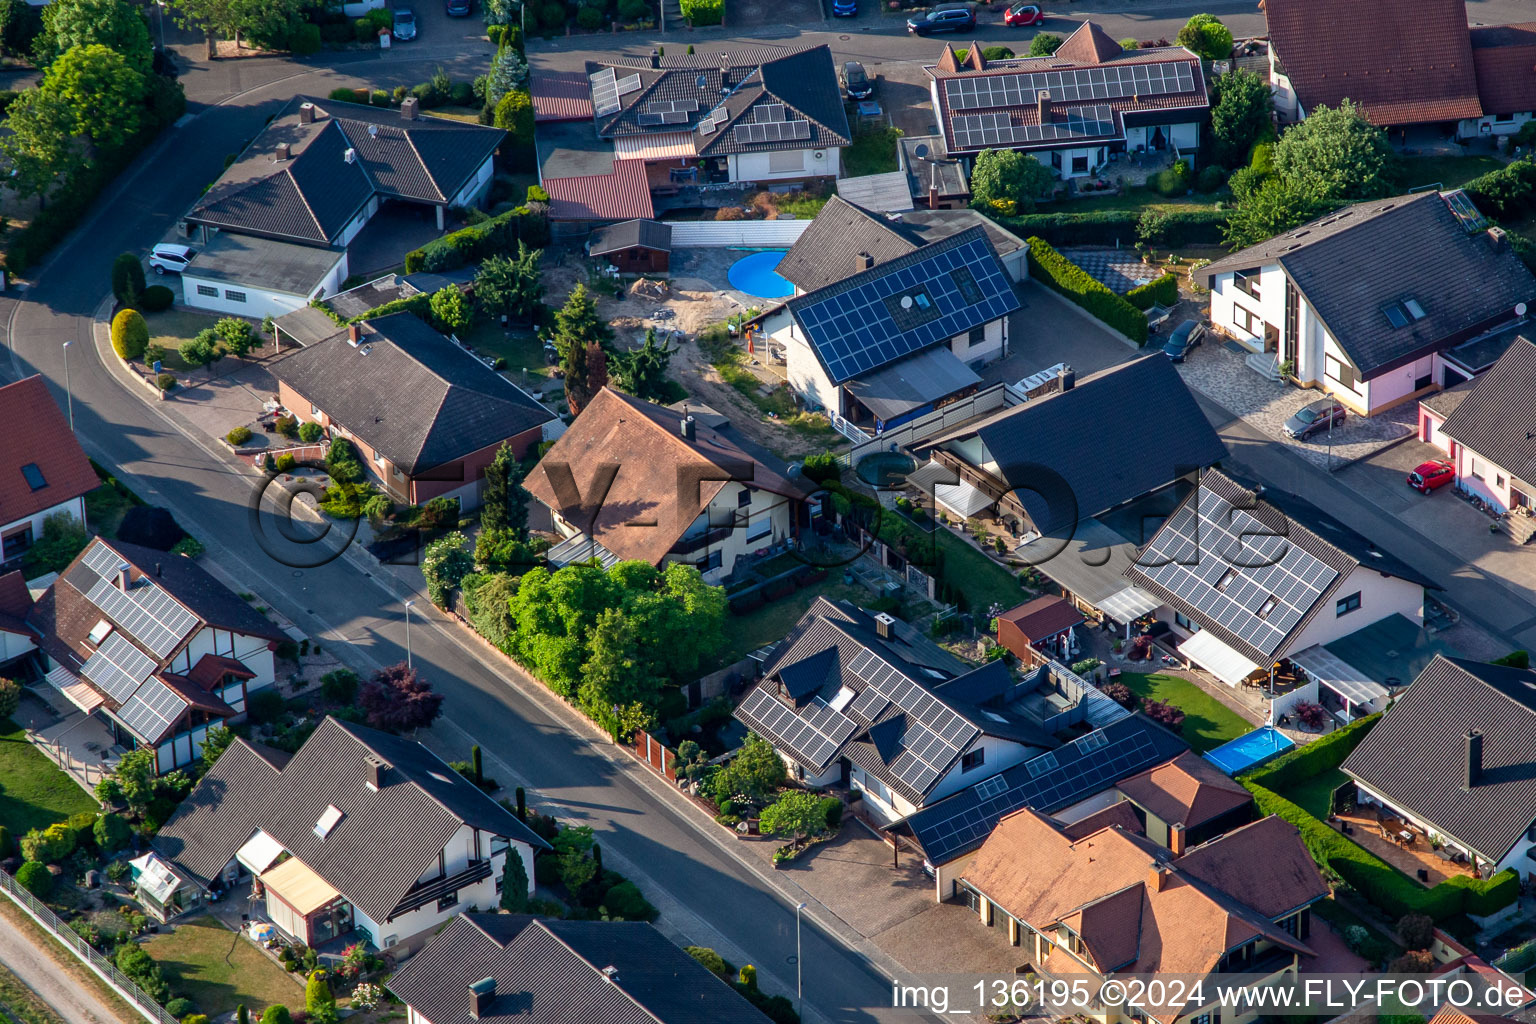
842, 61, 874, 100
446, 0, 472, 14
832, 0, 857, 16
1283, 398, 1347, 440
907, 4, 975, 33
1161, 320, 1205, 363
1407, 460, 1456, 493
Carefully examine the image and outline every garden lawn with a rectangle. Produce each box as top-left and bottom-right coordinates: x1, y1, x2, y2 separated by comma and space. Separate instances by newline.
424, 106, 482, 124
843, 127, 902, 178
1286, 765, 1348, 819
0, 719, 99, 835
1393, 154, 1503, 191
143, 309, 221, 371
460, 320, 552, 379
140, 915, 301, 1017
720, 580, 871, 665
934, 529, 1026, 614
1035, 186, 1221, 215
1116, 673, 1252, 753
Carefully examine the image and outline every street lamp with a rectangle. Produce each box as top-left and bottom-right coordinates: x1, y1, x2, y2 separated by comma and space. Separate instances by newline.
795, 901, 807, 1017
61, 341, 73, 432
404, 599, 415, 669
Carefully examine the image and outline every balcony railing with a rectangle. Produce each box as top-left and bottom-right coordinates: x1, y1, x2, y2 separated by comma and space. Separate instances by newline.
387, 860, 492, 919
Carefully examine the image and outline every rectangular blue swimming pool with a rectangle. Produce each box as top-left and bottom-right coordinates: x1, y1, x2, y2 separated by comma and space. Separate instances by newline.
1203, 726, 1295, 776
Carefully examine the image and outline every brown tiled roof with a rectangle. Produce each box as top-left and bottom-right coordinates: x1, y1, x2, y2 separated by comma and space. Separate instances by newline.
1262, 0, 1482, 125
1175, 815, 1328, 919
1471, 24, 1536, 125
1115, 751, 1253, 829
187, 653, 257, 690
0, 570, 34, 637
545, 160, 655, 222
523, 388, 804, 567
158, 673, 237, 717
1059, 801, 1143, 841
0, 375, 97, 528
997, 595, 1084, 644
1056, 20, 1126, 65
530, 70, 595, 122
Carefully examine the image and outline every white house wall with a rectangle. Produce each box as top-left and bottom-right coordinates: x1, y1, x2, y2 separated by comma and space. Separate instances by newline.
1209, 263, 1284, 353
1458, 112, 1535, 139
184, 256, 347, 321
1281, 567, 1424, 655
728, 148, 841, 183
1457, 443, 1533, 513
338, 196, 380, 247
949, 317, 1005, 366
163, 626, 277, 691
925, 735, 1033, 805
451, 156, 497, 209
1365, 354, 1436, 412
2, 496, 85, 567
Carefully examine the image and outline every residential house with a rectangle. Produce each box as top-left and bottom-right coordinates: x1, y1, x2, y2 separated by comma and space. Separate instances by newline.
900, 134, 969, 208
28, 537, 288, 773
892, 712, 1188, 899
1196, 192, 1536, 416
181, 96, 505, 318
1125, 470, 1438, 722
1419, 335, 1536, 528
151, 717, 551, 944
0, 571, 35, 670
274, 313, 559, 511
1466, 24, 1536, 137
1261, 0, 1483, 131
1113, 750, 1255, 852
1341, 655, 1536, 880
522, 387, 806, 581
387, 913, 769, 1024
587, 218, 672, 273
959, 809, 1327, 1024
924, 22, 1209, 179
0, 375, 97, 567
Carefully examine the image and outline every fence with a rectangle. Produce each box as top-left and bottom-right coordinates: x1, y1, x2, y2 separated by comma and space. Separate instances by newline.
29, 731, 114, 790
667, 221, 813, 247
630, 730, 677, 782
0, 866, 179, 1024
845, 381, 1025, 466
1494, 936, 1536, 975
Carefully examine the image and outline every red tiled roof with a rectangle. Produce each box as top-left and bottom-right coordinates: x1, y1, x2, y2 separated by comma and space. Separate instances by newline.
1058, 801, 1143, 841
1262, 0, 1482, 125
188, 652, 257, 691
545, 160, 655, 222
0, 569, 35, 638
1115, 751, 1253, 829
1056, 20, 1125, 65
531, 71, 595, 122
998, 595, 1084, 643
0, 375, 97, 528
158, 672, 237, 717
1470, 23, 1536, 117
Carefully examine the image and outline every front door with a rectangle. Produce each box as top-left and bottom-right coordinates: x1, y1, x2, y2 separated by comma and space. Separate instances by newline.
1264, 323, 1280, 352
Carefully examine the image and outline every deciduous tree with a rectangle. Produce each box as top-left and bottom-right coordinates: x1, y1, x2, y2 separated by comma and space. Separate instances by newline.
1176, 13, 1232, 61
422, 532, 474, 607
712, 733, 786, 807
758, 790, 827, 848
552, 283, 613, 414
429, 285, 474, 335
968, 148, 1053, 214
43, 43, 144, 151
1273, 100, 1392, 201
359, 662, 444, 732
1222, 177, 1327, 249
1028, 32, 1061, 56
0, 89, 83, 198
36, 0, 151, 71
1210, 67, 1273, 169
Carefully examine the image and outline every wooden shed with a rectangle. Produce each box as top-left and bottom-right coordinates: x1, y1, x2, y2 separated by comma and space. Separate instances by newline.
588, 218, 672, 273
996, 595, 1084, 663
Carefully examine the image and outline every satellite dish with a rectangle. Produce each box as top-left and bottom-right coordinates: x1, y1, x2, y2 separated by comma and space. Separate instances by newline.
1518, 302, 1528, 316
915, 143, 929, 158
900, 296, 913, 309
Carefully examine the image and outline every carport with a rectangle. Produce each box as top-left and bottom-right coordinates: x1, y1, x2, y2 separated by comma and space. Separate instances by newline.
1179, 629, 1262, 688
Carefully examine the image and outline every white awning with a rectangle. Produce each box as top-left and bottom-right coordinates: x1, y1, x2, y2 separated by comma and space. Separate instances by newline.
46, 665, 103, 714
935, 480, 995, 518
236, 830, 288, 875
1097, 586, 1161, 622
1289, 645, 1389, 706
1180, 629, 1262, 687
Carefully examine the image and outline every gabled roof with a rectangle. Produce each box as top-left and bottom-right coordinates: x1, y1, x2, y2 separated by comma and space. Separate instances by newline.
153, 718, 550, 924
917, 355, 1226, 534
1198, 193, 1536, 379
1115, 751, 1253, 830
1262, 0, 1482, 126
1056, 20, 1128, 65
273, 313, 554, 476
0, 570, 34, 637
775, 196, 920, 293
997, 595, 1084, 644
1437, 335, 1536, 487
1341, 655, 1536, 863
0, 375, 98, 528
588, 218, 672, 256
544, 160, 655, 222
385, 915, 768, 1024
1059, 800, 1144, 841
188, 97, 506, 245
1470, 23, 1536, 116
522, 387, 802, 568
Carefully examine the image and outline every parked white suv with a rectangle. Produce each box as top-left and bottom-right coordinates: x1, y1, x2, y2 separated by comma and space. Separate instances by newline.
149, 243, 195, 275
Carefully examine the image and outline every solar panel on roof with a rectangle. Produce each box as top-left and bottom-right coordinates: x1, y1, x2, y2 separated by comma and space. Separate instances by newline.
590, 68, 621, 117
117, 677, 187, 742
661, 109, 690, 124
755, 103, 785, 123
82, 631, 156, 703
637, 111, 665, 125
615, 73, 642, 97
82, 542, 127, 580
737, 688, 854, 768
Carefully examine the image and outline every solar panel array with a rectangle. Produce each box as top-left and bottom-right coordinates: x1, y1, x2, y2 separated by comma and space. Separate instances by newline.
911, 726, 1163, 864
646, 98, 700, 113
732, 120, 811, 144
944, 61, 1198, 111
846, 649, 978, 798
736, 688, 856, 769
697, 106, 729, 135
791, 234, 1016, 383
1133, 486, 1339, 658
117, 676, 187, 743
590, 68, 621, 117
83, 541, 130, 579
616, 74, 642, 97
82, 631, 157, 704
950, 106, 1115, 150
754, 103, 785, 123
84, 575, 198, 658
637, 110, 692, 126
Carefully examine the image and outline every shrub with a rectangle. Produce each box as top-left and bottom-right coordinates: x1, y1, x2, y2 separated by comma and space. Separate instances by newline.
487, 23, 506, 45
272, 413, 297, 438
111, 309, 149, 360
1492, 649, 1531, 669
298, 421, 324, 443
1243, 714, 1377, 789
260, 1007, 292, 1024
802, 452, 842, 484
21, 822, 75, 863
995, 208, 1226, 248
1148, 159, 1192, 197
226, 426, 253, 446
320, 669, 359, 704
540, 1, 566, 28
1140, 697, 1185, 733
165, 999, 194, 1018
687, 946, 731, 979
450, 81, 474, 106
247, 687, 285, 723
1390, 949, 1436, 974
112, 253, 146, 307
95, 812, 132, 852
329, 87, 367, 103
1026, 237, 1147, 344
15, 861, 50, 897
679, 0, 722, 24
139, 284, 174, 311
600, 880, 657, 921
1125, 272, 1177, 311
1196, 164, 1227, 193
617, 0, 650, 20
1464, 160, 1536, 220
0, 825, 9, 859
288, 22, 321, 54
403, 204, 547, 274
1397, 913, 1434, 950
157, 374, 177, 392
575, 5, 601, 27
817, 796, 843, 829
0, 677, 18, 719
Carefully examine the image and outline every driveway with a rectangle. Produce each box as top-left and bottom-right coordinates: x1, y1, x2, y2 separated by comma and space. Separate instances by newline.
981, 280, 1140, 386
728, 0, 825, 29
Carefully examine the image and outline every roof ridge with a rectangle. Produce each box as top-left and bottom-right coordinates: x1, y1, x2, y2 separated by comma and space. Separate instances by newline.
390, 124, 445, 204
526, 921, 666, 1023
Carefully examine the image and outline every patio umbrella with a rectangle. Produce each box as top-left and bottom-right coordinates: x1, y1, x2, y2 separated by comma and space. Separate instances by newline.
249, 921, 277, 942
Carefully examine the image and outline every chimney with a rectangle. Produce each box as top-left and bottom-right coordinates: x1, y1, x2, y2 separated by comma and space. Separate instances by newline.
1488, 226, 1508, 252
1169, 822, 1186, 856
1037, 90, 1052, 125
601, 966, 619, 983
1148, 861, 1170, 892
720, 54, 730, 89
348, 323, 362, 346
275, 142, 291, 161
400, 96, 419, 120
650, 48, 660, 68
299, 101, 315, 124
343, 147, 356, 164
154, 563, 163, 578
1058, 364, 1076, 391
929, 183, 939, 208
680, 414, 696, 442
873, 611, 896, 640
469, 978, 495, 1018
115, 562, 131, 593
858, 251, 874, 273
1465, 729, 1483, 789
365, 755, 388, 791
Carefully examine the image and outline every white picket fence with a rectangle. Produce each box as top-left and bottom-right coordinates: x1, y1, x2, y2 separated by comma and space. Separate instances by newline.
668, 221, 812, 247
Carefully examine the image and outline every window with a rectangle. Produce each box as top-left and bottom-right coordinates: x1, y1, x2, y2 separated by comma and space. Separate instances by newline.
1216, 569, 1236, 591
310, 404, 321, 416
705, 550, 723, 571
967, 326, 984, 345
768, 150, 804, 173
1285, 279, 1299, 354
224, 290, 247, 303
196, 284, 218, 297
1326, 355, 1359, 390
1174, 611, 1198, 631
1496, 112, 1516, 123
495, 874, 503, 893
373, 450, 385, 466
1232, 304, 1261, 335
1233, 268, 1261, 300
738, 487, 752, 507
961, 748, 985, 772
746, 516, 772, 542
1497, 473, 1507, 488
1050, 151, 1062, 169
1190, 1015, 1213, 1024
437, 891, 459, 911
20, 464, 46, 491
1336, 591, 1361, 617
1256, 596, 1278, 619
1071, 154, 1088, 174
1, 525, 34, 559
1470, 458, 1484, 481
314, 805, 343, 838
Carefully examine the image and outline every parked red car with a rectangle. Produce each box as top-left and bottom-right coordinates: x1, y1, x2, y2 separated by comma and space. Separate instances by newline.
1004, 2, 1044, 25
1407, 460, 1456, 493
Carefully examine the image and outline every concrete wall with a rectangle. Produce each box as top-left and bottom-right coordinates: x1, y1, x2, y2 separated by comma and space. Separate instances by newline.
729, 148, 840, 183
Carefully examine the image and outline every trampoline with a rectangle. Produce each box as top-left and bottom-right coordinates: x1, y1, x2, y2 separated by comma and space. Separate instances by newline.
1203, 726, 1295, 776
728, 250, 794, 299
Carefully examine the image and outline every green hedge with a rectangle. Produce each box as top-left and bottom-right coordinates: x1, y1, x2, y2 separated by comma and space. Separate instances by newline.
679, 0, 723, 24
994, 208, 1226, 248
1463, 159, 1536, 221
1026, 236, 1147, 344
403, 204, 549, 274
1125, 272, 1177, 311
1242, 713, 1378, 790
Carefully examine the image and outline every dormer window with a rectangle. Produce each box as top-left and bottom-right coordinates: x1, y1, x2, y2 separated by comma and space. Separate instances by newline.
88, 619, 112, 645
314, 805, 343, 838
20, 463, 46, 491
1256, 596, 1278, 619
1216, 569, 1236, 592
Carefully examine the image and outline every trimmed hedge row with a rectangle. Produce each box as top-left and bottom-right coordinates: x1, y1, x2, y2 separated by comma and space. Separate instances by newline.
403, 204, 549, 274
995, 208, 1227, 248
1026, 236, 1147, 344
1241, 713, 1378, 790
1125, 272, 1177, 311
1463, 159, 1536, 221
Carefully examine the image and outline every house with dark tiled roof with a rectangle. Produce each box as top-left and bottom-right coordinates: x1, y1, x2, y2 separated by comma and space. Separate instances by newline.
274, 313, 558, 510
0, 375, 97, 571
180, 96, 505, 319
1341, 655, 1536, 879
27, 537, 289, 775
1196, 191, 1536, 416
958, 809, 1326, 1024
387, 914, 770, 1024
923, 21, 1209, 180
151, 717, 550, 943
1465, 23, 1536, 137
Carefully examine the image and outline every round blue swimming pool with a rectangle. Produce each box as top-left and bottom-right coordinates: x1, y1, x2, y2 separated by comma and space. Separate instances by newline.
727, 250, 794, 299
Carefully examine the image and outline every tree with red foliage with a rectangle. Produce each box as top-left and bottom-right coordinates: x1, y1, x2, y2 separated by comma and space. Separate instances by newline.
1140, 697, 1185, 734
359, 662, 443, 733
